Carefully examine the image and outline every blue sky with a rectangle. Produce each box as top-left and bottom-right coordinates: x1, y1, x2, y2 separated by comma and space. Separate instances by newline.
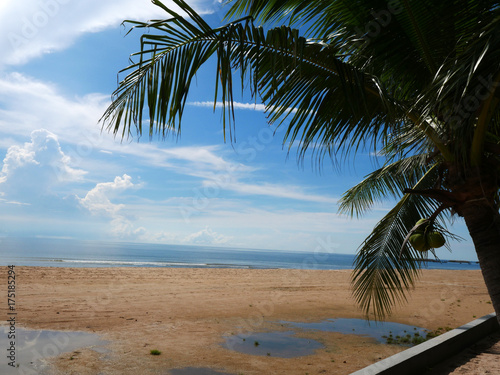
0, 0, 477, 260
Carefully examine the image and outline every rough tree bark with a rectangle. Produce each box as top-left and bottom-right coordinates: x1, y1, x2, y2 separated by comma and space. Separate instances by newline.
461, 200, 500, 324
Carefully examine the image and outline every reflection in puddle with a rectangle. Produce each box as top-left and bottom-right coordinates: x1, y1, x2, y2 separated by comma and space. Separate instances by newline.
224, 331, 324, 358
223, 318, 429, 359
170, 367, 234, 375
282, 318, 428, 345
0, 326, 107, 374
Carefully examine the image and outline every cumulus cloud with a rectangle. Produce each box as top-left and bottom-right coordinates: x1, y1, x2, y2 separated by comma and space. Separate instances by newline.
110, 217, 147, 239
78, 174, 149, 240
79, 174, 135, 216
184, 227, 231, 245
0, 0, 214, 67
0, 129, 86, 199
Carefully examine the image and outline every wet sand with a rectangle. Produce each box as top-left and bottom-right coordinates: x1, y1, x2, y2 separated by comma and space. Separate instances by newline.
0, 267, 494, 374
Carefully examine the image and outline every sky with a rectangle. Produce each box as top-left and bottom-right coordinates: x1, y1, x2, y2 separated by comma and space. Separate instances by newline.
0, 0, 477, 260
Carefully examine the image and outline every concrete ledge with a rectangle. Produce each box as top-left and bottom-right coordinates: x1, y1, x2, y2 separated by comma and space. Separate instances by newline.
350, 313, 499, 375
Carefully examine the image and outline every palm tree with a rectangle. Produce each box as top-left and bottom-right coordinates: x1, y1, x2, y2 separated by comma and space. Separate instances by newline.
102, 0, 500, 321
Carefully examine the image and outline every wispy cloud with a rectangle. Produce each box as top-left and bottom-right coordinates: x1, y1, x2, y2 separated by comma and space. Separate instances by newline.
0, 198, 30, 206
189, 101, 267, 112
101, 142, 336, 205
188, 101, 302, 118
0, 0, 214, 67
202, 179, 337, 204
0, 72, 108, 142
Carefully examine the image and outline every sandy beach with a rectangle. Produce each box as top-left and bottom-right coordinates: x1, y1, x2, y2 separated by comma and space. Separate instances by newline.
1, 267, 494, 374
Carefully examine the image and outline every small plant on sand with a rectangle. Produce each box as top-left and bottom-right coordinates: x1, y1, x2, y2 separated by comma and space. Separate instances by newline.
425, 327, 453, 339
384, 331, 427, 345
150, 349, 161, 355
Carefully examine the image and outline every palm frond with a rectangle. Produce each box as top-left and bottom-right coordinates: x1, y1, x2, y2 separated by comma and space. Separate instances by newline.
339, 154, 433, 218
351, 163, 443, 319
253, 38, 400, 163
227, 1, 498, 90
101, 0, 407, 162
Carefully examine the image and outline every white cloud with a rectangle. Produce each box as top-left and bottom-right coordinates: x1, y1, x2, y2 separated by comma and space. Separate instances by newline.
79, 174, 135, 216
188, 101, 300, 117
110, 217, 147, 239
205, 180, 337, 204
125, 144, 337, 204
161, 146, 241, 172
0, 72, 108, 139
189, 101, 267, 112
0, 129, 86, 199
184, 226, 231, 245
79, 174, 149, 239
0, 0, 214, 67
0, 72, 115, 172
0, 198, 30, 206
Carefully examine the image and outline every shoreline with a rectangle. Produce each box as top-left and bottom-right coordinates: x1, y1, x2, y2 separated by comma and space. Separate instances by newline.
0, 267, 493, 374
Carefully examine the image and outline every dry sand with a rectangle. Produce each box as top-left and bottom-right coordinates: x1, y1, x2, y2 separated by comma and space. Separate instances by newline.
1, 267, 495, 374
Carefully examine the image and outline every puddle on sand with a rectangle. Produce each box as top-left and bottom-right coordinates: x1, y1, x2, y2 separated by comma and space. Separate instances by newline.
224, 331, 324, 358
282, 318, 428, 345
0, 326, 107, 374
169, 368, 234, 375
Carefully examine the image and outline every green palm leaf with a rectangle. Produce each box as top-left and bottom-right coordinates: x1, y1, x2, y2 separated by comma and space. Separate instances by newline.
101, 0, 407, 159
350, 164, 442, 319
339, 154, 431, 218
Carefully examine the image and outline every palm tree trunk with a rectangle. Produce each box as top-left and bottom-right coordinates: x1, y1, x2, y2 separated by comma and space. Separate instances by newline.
461, 199, 500, 324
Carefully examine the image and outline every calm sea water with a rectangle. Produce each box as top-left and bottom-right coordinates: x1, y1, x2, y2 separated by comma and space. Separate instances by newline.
0, 237, 480, 270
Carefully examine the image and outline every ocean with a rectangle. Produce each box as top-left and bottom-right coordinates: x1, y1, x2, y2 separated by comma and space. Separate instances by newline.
0, 237, 481, 271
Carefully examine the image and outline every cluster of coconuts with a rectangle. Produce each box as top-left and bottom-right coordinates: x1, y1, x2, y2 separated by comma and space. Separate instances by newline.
409, 218, 446, 252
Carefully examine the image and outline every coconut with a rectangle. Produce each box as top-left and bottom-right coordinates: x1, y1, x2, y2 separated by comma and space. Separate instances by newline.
409, 233, 429, 252
427, 231, 446, 248
414, 218, 430, 234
